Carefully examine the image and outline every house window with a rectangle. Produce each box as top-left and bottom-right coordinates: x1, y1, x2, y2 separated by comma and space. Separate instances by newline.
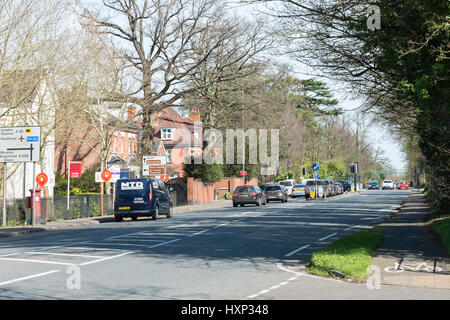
161, 128, 173, 140
121, 137, 124, 153
128, 138, 132, 153
165, 149, 172, 163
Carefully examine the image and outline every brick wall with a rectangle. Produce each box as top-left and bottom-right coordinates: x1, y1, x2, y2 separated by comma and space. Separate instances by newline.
187, 177, 259, 204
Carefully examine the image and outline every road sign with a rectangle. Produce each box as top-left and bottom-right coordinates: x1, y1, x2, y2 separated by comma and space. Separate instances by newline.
146, 166, 166, 175
110, 171, 120, 183
101, 170, 112, 183
312, 163, 320, 171
36, 173, 48, 188
120, 168, 130, 179
0, 126, 41, 162
314, 173, 319, 179
143, 156, 167, 165
69, 161, 82, 178
143, 156, 167, 176
47, 174, 55, 187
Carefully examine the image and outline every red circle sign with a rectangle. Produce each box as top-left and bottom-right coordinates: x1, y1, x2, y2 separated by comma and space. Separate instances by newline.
101, 170, 112, 182
36, 173, 48, 187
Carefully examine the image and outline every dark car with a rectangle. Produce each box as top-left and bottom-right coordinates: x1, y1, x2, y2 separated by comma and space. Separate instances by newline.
368, 181, 380, 189
232, 185, 266, 207
114, 178, 173, 222
338, 180, 352, 192
264, 185, 288, 202
259, 184, 275, 193
334, 182, 344, 195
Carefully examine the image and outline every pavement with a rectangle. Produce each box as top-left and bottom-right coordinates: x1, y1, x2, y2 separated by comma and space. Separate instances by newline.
372, 191, 450, 289
0, 199, 231, 238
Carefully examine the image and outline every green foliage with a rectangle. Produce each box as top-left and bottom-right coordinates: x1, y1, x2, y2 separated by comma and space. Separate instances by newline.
430, 217, 450, 255
183, 157, 224, 184
307, 230, 384, 279
54, 168, 101, 196
90, 201, 100, 217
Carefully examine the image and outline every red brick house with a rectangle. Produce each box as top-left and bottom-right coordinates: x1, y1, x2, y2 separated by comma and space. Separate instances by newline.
54, 102, 142, 178
152, 107, 203, 179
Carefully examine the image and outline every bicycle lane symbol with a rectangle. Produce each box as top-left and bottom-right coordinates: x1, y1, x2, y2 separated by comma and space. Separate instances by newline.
384, 262, 443, 273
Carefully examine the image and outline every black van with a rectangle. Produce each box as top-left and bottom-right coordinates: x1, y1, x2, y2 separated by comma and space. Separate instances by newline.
114, 178, 173, 222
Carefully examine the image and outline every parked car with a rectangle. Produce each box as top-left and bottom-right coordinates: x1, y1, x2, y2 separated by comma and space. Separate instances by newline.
264, 185, 288, 202
323, 180, 335, 197
114, 178, 173, 222
382, 180, 395, 190
291, 184, 306, 198
305, 180, 325, 199
278, 179, 296, 197
398, 181, 409, 190
368, 181, 380, 189
333, 182, 344, 195
232, 185, 266, 207
259, 184, 274, 193
338, 180, 352, 192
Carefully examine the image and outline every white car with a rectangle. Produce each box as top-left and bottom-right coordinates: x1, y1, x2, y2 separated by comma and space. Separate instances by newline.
382, 180, 394, 190
278, 179, 295, 197
292, 184, 306, 198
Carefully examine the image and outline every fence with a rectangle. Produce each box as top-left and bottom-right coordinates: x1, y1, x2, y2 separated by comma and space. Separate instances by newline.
1, 194, 114, 226
187, 177, 259, 204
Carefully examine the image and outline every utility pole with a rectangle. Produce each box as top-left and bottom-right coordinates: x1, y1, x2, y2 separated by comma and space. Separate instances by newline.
2, 163, 6, 227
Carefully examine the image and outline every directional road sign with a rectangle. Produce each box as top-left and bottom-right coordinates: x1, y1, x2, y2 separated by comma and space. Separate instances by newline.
312, 163, 320, 171
0, 126, 41, 162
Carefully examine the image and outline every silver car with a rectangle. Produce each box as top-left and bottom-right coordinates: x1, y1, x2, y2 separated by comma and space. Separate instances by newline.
292, 184, 306, 198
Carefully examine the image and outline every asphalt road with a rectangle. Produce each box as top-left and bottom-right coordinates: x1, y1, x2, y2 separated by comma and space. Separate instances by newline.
0, 190, 449, 300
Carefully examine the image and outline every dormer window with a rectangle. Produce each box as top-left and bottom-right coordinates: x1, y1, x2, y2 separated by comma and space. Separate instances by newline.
161, 128, 174, 140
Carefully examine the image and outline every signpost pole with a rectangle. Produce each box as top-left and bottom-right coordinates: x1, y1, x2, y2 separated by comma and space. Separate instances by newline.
67, 160, 70, 211
2, 163, 6, 227
32, 162, 36, 226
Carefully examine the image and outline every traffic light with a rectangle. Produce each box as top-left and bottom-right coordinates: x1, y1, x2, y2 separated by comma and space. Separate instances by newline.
350, 164, 355, 173
302, 167, 306, 176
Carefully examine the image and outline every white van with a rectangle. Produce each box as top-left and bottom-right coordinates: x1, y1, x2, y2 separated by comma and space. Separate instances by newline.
278, 179, 296, 197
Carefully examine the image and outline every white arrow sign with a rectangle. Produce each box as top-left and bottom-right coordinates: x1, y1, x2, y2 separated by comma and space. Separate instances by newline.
0, 126, 41, 162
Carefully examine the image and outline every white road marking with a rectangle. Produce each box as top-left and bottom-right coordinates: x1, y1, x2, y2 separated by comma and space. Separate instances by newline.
285, 245, 310, 257
79, 251, 133, 266
95, 242, 151, 248
344, 225, 360, 231
147, 238, 181, 248
188, 229, 210, 237
212, 223, 228, 229
0, 253, 16, 258
25, 252, 106, 259
318, 233, 337, 241
0, 270, 60, 287
0, 257, 74, 266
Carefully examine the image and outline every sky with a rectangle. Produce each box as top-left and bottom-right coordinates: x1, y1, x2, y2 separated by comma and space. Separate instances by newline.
230, 1, 407, 169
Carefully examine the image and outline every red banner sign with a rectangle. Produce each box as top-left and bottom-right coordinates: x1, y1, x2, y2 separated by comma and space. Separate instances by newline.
69, 161, 82, 179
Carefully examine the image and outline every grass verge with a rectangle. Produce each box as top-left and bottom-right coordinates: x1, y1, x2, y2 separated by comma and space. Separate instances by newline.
429, 216, 450, 255
307, 229, 384, 280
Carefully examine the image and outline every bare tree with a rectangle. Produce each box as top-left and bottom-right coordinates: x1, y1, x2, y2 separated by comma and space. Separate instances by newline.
81, 0, 243, 155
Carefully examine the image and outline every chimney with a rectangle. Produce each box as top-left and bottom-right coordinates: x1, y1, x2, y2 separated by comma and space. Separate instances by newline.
128, 106, 136, 120
190, 108, 200, 122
